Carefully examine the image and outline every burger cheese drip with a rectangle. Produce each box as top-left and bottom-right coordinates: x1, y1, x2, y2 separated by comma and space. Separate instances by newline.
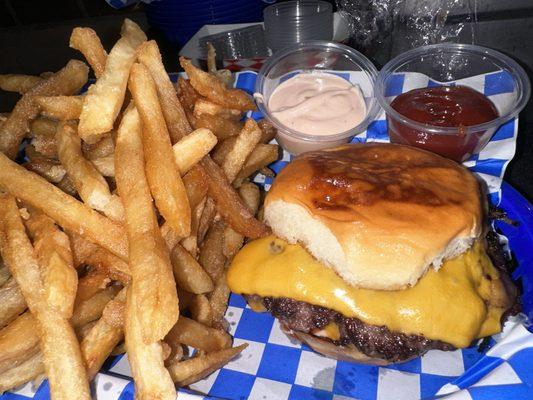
227, 236, 506, 348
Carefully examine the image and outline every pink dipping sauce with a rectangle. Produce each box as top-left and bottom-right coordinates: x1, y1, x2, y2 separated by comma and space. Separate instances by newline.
268, 72, 367, 137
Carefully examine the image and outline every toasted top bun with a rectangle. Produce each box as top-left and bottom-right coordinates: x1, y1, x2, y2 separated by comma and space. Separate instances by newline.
264, 143, 482, 290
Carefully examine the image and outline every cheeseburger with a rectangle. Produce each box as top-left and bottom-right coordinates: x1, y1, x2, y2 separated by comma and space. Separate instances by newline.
227, 143, 518, 364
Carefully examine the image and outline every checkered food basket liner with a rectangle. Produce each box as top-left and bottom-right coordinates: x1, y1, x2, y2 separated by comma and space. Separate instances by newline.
4, 70, 532, 400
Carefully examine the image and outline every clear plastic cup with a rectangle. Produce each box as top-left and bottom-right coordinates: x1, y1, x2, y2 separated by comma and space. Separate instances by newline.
376, 43, 531, 162
264, 1, 333, 53
255, 41, 380, 154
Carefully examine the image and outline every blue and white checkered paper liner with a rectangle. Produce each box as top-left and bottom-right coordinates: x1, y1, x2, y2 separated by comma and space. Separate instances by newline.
4, 70, 532, 400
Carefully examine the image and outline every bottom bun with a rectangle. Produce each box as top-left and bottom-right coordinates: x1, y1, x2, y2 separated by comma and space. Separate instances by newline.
287, 329, 416, 366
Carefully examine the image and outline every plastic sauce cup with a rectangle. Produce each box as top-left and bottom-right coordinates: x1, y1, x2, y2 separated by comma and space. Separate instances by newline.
255, 41, 380, 155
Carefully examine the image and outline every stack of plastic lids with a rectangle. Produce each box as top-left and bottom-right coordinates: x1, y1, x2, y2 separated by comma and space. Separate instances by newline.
145, 0, 271, 46
264, 0, 333, 53
199, 25, 269, 60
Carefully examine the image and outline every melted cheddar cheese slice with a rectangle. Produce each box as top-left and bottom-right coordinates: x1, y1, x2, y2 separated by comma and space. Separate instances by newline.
227, 236, 506, 348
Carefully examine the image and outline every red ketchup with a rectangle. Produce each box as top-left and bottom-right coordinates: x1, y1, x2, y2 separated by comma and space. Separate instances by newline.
388, 85, 499, 161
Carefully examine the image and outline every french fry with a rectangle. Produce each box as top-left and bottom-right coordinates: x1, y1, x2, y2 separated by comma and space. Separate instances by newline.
69, 27, 108, 78
35, 95, 83, 120
177, 288, 194, 312
78, 19, 146, 144
68, 232, 130, 284
171, 243, 214, 294
125, 288, 176, 400
209, 272, 231, 329
172, 128, 217, 175
201, 156, 270, 238
0, 152, 128, 260
82, 135, 115, 160
176, 77, 200, 111
181, 165, 209, 256
30, 134, 58, 159
0, 278, 26, 328
0, 313, 40, 374
90, 154, 115, 177
190, 294, 213, 326
0, 264, 10, 287
0, 194, 90, 400
168, 344, 247, 387
70, 286, 121, 328
199, 220, 226, 282
207, 42, 217, 73
75, 270, 111, 305
222, 119, 263, 183
24, 158, 66, 183
0, 60, 89, 159
0, 352, 44, 393
197, 197, 217, 244
25, 209, 78, 318
180, 57, 256, 111
258, 118, 277, 143
81, 288, 126, 380
57, 121, 124, 222
29, 117, 57, 137
165, 316, 231, 352
194, 114, 243, 140
137, 40, 192, 143
212, 135, 237, 165
235, 144, 279, 184
194, 98, 242, 121
0, 74, 43, 94
129, 63, 191, 237
56, 175, 78, 197
115, 105, 179, 343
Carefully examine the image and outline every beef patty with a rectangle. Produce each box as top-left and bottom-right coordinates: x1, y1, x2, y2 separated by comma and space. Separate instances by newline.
248, 222, 520, 363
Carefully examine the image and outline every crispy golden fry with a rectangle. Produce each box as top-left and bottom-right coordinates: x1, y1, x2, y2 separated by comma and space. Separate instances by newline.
25, 210, 78, 318
172, 128, 217, 175
180, 57, 255, 111
70, 286, 121, 328
166, 316, 231, 352
35, 95, 83, 120
0, 152, 128, 260
222, 119, 262, 183
160, 221, 181, 252
57, 121, 124, 221
201, 156, 270, 238
125, 288, 177, 400
194, 98, 242, 121
194, 114, 243, 140
171, 243, 213, 294
190, 294, 213, 326
206, 42, 217, 73
76, 321, 98, 340
69, 27, 108, 78
0, 313, 40, 374
212, 135, 237, 165
78, 19, 146, 144
165, 341, 184, 366
181, 165, 209, 256
209, 272, 231, 329
0, 74, 43, 94
69, 232, 130, 283
0, 264, 10, 287
197, 197, 217, 244
82, 135, 115, 160
129, 63, 191, 237
213, 69, 233, 88
258, 119, 277, 143
75, 270, 111, 305
90, 154, 115, 177
24, 158, 66, 183
137, 40, 192, 143
29, 117, 57, 137
176, 77, 200, 111
30, 135, 58, 159
0, 60, 88, 159
0, 351, 44, 393
81, 288, 126, 380
239, 181, 261, 213
0, 194, 90, 400
115, 105, 179, 342
199, 220, 226, 281
235, 144, 279, 184
56, 175, 77, 196
168, 344, 247, 386
0, 278, 26, 328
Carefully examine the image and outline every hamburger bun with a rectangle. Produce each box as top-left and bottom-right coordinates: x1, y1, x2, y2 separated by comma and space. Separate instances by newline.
264, 143, 482, 290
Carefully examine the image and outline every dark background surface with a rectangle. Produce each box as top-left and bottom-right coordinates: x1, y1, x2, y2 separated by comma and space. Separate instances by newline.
0, 0, 532, 202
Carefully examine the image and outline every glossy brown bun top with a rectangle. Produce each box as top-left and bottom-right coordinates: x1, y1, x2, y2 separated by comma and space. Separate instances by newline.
264, 143, 482, 290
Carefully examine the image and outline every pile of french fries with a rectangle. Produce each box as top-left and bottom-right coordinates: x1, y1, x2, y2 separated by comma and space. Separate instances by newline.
0, 19, 279, 399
